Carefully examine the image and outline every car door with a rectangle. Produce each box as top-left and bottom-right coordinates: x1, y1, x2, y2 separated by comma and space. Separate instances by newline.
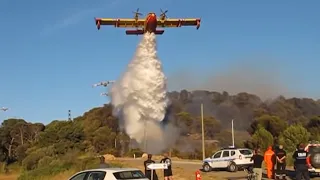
210, 151, 222, 168
220, 150, 231, 167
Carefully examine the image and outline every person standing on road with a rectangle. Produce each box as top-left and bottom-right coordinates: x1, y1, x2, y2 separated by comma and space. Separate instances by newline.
293, 143, 310, 180
264, 146, 275, 179
250, 148, 264, 180
160, 153, 173, 180
144, 154, 158, 180
99, 156, 110, 168
275, 145, 287, 179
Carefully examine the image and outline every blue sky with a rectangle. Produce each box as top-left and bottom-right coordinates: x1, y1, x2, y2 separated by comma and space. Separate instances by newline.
0, 0, 319, 124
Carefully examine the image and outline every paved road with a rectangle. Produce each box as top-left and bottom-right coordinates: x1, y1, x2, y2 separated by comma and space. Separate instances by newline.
118, 158, 320, 180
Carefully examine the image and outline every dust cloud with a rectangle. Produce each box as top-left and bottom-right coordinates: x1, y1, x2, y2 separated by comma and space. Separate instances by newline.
167, 58, 301, 100
109, 33, 178, 154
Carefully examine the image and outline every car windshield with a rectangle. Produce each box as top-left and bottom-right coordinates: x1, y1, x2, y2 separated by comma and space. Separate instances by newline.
309, 146, 320, 153
113, 170, 146, 179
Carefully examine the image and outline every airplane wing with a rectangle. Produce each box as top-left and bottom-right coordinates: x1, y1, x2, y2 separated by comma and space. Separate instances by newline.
95, 18, 145, 29
157, 18, 201, 29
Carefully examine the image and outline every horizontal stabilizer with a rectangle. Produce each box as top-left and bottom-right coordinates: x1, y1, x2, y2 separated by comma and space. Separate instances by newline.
125, 30, 165, 35
154, 30, 164, 35
126, 30, 144, 35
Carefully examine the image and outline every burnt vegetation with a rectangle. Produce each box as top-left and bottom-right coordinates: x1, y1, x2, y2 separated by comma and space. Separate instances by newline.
0, 90, 320, 177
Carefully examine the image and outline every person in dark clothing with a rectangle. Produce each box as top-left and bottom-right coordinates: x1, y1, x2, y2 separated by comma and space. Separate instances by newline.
293, 143, 310, 180
275, 145, 287, 179
144, 154, 158, 180
160, 153, 173, 180
99, 156, 110, 168
250, 148, 264, 180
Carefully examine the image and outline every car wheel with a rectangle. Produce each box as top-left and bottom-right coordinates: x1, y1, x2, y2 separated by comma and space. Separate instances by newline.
227, 162, 238, 172
203, 163, 212, 172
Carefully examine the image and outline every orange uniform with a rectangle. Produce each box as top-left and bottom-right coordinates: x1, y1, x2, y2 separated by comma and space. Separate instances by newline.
264, 146, 275, 179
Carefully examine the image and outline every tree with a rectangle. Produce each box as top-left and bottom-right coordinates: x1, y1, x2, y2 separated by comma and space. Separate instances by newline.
195, 116, 221, 139
306, 116, 320, 141
279, 124, 310, 152
90, 126, 116, 153
175, 111, 194, 135
248, 115, 288, 137
251, 125, 274, 151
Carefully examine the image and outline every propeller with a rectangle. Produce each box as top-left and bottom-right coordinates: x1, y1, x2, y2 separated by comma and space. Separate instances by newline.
133, 8, 143, 16
160, 8, 168, 19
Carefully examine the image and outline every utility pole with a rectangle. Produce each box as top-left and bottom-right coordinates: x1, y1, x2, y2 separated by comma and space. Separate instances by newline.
114, 134, 117, 148
68, 110, 72, 121
232, 119, 235, 147
201, 103, 205, 160
143, 119, 148, 153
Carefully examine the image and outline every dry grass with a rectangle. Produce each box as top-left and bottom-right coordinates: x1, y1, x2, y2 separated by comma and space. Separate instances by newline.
49, 170, 77, 180
0, 174, 19, 180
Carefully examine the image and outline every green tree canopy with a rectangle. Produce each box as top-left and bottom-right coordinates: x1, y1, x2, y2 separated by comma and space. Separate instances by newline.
248, 114, 288, 137
279, 124, 310, 152
196, 116, 221, 139
251, 125, 274, 151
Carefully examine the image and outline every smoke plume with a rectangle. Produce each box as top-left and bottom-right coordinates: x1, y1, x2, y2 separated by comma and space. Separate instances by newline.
168, 58, 301, 100
109, 33, 178, 154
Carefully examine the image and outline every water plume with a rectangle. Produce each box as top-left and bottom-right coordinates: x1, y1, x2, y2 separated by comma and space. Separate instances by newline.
110, 32, 177, 154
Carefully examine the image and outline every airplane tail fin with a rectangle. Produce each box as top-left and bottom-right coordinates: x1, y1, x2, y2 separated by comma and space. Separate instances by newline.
126, 30, 144, 35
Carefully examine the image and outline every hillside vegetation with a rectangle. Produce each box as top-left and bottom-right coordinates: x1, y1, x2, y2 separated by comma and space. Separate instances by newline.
0, 90, 320, 179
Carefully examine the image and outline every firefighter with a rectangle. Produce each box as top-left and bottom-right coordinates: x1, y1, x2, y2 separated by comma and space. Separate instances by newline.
293, 143, 310, 180
264, 146, 275, 179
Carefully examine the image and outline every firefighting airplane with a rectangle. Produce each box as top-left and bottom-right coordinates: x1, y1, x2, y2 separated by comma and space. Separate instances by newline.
0, 107, 9, 111
100, 92, 109, 96
92, 81, 115, 87
94, 8, 201, 35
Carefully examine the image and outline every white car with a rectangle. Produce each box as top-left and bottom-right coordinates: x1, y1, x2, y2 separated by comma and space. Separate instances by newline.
202, 147, 254, 172
68, 168, 149, 180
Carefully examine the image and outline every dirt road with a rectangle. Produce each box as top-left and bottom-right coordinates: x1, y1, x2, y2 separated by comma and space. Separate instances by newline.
117, 158, 320, 180
117, 158, 248, 180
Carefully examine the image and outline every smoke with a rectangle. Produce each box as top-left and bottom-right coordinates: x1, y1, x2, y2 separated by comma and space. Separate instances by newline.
109, 33, 178, 154
168, 58, 301, 101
